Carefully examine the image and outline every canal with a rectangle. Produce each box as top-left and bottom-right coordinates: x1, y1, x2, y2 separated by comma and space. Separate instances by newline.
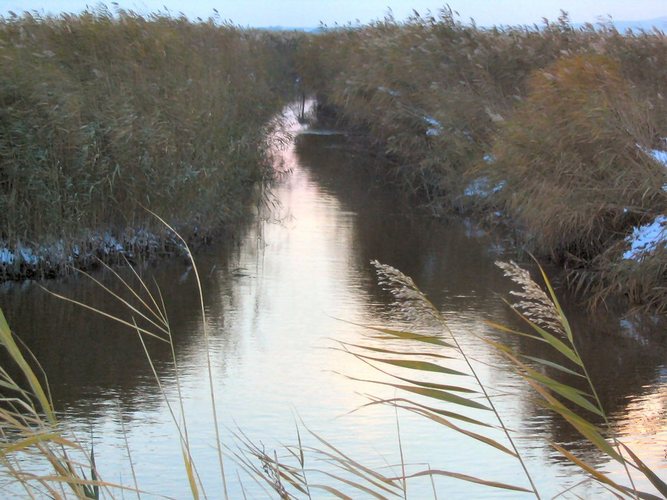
1, 102, 665, 498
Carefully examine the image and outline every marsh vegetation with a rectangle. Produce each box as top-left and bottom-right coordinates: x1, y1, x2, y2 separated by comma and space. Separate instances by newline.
0, 5, 665, 499
296, 9, 667, 311
0, 7, 296, 278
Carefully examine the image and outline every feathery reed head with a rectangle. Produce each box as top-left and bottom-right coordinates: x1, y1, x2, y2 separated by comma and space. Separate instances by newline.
371, 259, 441, 326
495, 260, 566, 336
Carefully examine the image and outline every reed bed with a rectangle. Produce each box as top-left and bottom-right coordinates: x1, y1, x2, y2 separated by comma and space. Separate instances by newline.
0, 6, 297, 279
295, 9, 667, 311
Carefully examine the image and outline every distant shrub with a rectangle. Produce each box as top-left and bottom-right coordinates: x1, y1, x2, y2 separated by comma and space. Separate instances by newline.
599, 27, 667, 138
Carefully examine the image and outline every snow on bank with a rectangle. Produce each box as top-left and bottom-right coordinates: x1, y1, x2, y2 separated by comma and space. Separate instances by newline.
0, 228, 187, 280
623, 215, 667, 260
0, 248, 14, 265
463, 176, 505, 198
377, 86, 401, 97
650, 148, 667, 167
277, 98, 317, 135
423, 115, 443, 136
617, 143, 667, 261
639, 140, 667, 191
643, 137, 667, 167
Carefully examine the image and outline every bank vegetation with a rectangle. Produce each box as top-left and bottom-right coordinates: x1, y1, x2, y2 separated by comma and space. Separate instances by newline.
0, 6, 297, 279
3, 6, 666, 311
295, 9, 667, 312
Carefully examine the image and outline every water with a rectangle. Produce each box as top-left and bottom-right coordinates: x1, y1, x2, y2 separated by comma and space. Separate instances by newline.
1, 103, 665, 498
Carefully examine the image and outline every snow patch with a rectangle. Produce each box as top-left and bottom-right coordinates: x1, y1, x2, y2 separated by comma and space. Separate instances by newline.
0, 248, 14, 265
275, 98, 317, 136
623, 215, 667, 260
463, 218, 486, 238
18, 247, 39, 265
0, 226, 191, 280
377, 86, 401, 97
638, 140, 667, 190
104, 233, 124, 253
464, 177, 506, 198
423, 115, 443, 137
650, 148, 667, 167
485, 106, 504, 123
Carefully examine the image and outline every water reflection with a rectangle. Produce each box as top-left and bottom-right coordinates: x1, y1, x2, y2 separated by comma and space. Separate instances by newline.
0, 102, 665, 498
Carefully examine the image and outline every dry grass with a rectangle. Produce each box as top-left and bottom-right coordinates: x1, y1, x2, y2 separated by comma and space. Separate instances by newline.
0, 6, 296, 276
490, 54, 666, 260
0, 306, 124, 498
235, 260, 667, 498
295, 10, 667, 309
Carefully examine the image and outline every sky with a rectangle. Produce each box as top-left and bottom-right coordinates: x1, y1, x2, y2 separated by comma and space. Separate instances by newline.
1, 1, 666, 28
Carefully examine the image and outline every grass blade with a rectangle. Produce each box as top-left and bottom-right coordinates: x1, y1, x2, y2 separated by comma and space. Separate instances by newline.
519, 315, 582, 367
314, 470, 390, 499
0, 309, 55, 423
335, 340, 453, 359
358, 396, 494, 428
336, 319, 455, 348
392, 469, 532, 493
621, 444, 667, 498
523, 367, 602, 417
407, 407, 518, 458
521, 355, 585, 378
550, 443, 662, 500
310, 484, 353, 499
354, 354, 469, 377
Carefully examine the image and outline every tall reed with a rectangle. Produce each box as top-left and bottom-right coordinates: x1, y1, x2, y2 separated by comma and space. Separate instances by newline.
236, 260, 667, 498
0, 238, 664, 497
0, 6, 298, 277
294, 10, 667, 311
0, 306, 120, 498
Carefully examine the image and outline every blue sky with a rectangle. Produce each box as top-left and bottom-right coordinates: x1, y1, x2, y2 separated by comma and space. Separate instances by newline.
1, 1, 666, 27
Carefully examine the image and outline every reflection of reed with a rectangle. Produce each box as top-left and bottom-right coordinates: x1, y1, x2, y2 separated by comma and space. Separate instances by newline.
611, 384, 667, 469
0, 232, 251, 420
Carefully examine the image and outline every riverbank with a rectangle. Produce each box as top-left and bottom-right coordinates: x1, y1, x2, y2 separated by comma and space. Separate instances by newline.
296, 11, 667, 312
4, 8, 667, 310
0, 8, 297, 279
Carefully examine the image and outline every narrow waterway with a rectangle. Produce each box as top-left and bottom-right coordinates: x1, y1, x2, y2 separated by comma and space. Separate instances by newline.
1, 102, 665, 498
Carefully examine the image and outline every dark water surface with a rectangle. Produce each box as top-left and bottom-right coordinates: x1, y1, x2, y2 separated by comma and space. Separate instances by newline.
1, 103, 666, 498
